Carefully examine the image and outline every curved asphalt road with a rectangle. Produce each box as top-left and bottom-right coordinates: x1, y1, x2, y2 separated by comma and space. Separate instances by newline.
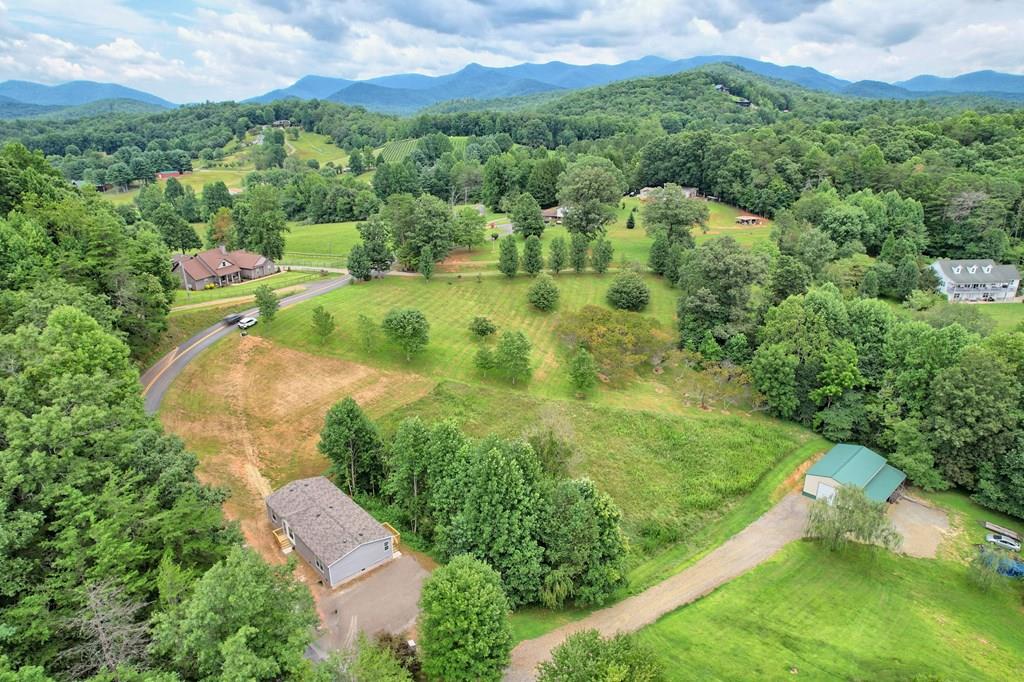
141, 274, 352, 414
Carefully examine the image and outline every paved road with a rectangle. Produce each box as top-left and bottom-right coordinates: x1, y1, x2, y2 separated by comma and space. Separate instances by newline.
504, 492, 811, 681
140, 274, 352, 414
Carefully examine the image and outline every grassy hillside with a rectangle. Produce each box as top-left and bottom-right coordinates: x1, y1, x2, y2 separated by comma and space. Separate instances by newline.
638, 541, 1024, 680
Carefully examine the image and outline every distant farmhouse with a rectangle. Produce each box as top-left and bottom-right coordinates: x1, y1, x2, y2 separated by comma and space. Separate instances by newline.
735, 215, 762, 225
172, 245, 276, 290
931, 259, 1020, 302
637, 186, 700, 200
156, 170, 189, 180
267, 477, 397, 588
803, 444, 906, 504
541, 206, 566, 223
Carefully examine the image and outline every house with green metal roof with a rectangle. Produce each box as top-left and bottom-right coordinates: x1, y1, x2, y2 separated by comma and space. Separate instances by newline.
802, 444, 906, 503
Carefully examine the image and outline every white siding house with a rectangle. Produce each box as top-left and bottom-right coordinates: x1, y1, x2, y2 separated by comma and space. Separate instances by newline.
931, 259, 1020, 302
266, 477, 396, 588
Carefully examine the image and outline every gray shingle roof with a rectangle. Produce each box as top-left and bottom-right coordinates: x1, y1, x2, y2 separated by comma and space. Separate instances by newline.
933, 259, 1020, 285
266, 477, 390, 565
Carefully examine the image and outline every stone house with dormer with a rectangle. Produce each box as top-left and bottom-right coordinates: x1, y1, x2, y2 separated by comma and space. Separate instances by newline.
931, 258, 1020, 302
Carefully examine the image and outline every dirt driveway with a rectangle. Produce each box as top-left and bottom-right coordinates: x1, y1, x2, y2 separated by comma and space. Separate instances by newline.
308, 552, 433, 657
505, 492, 812, 681
888, 495, 950, 558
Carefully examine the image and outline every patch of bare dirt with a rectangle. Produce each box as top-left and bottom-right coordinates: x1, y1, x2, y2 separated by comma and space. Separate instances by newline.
776, 451, 824, 500
161, 335, 434, 570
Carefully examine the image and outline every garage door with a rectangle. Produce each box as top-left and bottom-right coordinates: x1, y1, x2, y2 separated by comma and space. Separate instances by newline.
816, 482, 837, 503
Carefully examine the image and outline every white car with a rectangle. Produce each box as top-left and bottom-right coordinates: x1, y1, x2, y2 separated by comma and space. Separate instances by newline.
986, 533, 1022, 552
237, 317, 258, 330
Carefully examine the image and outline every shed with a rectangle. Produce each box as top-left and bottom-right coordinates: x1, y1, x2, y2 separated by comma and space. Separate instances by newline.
803, 444, 906, 503
266, 477, 396, 587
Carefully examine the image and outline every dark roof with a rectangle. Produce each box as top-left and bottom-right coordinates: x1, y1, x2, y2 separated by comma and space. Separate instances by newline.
808, 444, 906, 503
932, 259, 1019, 285
266, 477, 390, 565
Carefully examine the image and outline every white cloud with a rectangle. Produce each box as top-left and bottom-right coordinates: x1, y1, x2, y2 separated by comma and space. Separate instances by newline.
0, 0, 1021, 102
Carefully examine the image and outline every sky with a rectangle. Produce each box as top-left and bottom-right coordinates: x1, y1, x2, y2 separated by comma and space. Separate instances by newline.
1, 0, 1022, 102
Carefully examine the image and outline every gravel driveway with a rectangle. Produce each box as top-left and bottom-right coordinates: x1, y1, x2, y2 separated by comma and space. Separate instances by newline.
505, 492, 812, 680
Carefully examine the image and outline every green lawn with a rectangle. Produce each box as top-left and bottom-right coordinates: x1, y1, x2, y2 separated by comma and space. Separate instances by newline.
922, 489, 1024, 561
102, 168, 249, 205
445, 198, 772, 273
288, 131, 348, 166
282, 221, 361, 267
976, 301, 1024, 331
637, 541, 1024, 681
256, 272, 679, 401
171, 270, 320, 306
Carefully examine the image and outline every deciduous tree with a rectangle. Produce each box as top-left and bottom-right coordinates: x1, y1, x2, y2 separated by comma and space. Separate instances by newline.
382, 307, 430, 360
318, 397, 384, 496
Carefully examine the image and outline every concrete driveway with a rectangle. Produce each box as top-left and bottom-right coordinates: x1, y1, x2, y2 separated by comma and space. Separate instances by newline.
312, 553, 431, 653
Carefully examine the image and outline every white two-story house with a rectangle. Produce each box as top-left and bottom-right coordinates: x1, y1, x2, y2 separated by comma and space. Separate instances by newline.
931, 259, 1020, 302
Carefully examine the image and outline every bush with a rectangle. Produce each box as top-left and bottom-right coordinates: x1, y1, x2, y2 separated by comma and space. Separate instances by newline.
606, 270, 650, 311
528, 274, 560, 311
470, 316, 497, 337
903, 289, 941, 311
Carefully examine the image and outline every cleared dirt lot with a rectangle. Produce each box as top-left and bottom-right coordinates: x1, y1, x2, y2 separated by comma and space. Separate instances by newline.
159, 335, 436, 639
889, 495, 951, 559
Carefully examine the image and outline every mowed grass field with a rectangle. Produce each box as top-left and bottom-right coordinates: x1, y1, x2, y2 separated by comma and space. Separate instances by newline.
288, 131, 348, 166
171, 270, 320, 306
102, 168, 249, 205
256, 272, 678, 401
637, 541, 1024, 680
446, 198, 772, 273
282, 221, 361, 267
977, 301, 1024, 331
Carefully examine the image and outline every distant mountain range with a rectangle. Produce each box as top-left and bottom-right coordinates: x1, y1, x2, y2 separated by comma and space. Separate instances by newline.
2, 58, 1023, 121
248, 56, 1024, 114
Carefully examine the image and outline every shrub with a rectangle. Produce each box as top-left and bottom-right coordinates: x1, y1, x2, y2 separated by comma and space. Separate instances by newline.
528, 274, 560, 311
606, 270, 650, 311
470, 316, 497, 337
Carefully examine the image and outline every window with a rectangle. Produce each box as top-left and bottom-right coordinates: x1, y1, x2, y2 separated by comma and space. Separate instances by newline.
315, 559, 323, 572
271, 512, 277, 522
968, 265, 978, 274
953, 266, 962, 274
384, 540, 391, 553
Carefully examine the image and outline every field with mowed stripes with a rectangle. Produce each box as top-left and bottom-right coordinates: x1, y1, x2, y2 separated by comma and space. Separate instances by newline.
257, 273, 677, 400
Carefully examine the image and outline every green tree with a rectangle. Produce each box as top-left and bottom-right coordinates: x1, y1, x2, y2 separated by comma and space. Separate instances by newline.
893, 254, 920, 301
382, 307, 430, 360
470, 315, 497, 337
152, 202, 200, 253
548, 235, 567, 275
591, 237, 613, 274
347, 242, 372, 281
537, 630, 663, 682
523, 235, 544, 276
568, 346, 598, 394
318, 397, 384, 496
311, 305, 336, 344
569, 232, 589, 273
641, 184, 709, 246
453, 206, 486, 251
419, 244, 435, 280
625, 211, 636, 230
253, 284, 278, 323
528, 274, 560, 311
511, 192, 545, 238
859, 267, 880, 298
152, 546, 317, 681
232, 184, 289, 260
202, 182, 234, 219
768, 254, 812, 305
750, 343, 800, 418
357, 214, 394, 273
606, 270, 650, 311
494, 330, 533, 385
419, 556, 512, 682
498, 235, 519, 278
806, 486, 901, 552
557, 156, 626, 237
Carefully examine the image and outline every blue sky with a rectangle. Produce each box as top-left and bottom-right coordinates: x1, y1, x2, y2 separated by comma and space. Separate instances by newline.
1, 0, 1022, 102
